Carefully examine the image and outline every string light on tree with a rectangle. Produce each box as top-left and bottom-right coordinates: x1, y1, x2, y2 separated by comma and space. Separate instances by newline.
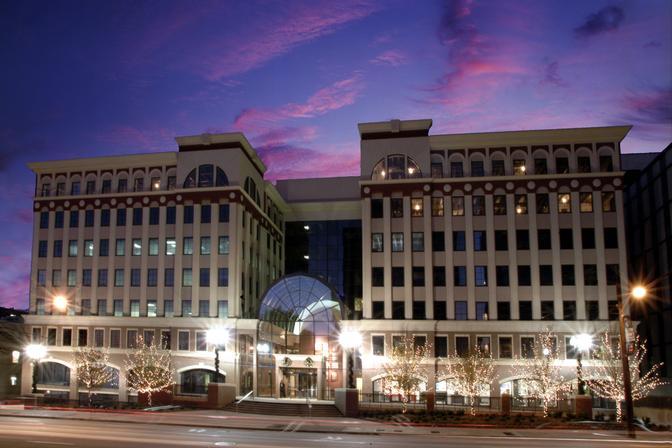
440, 345, 495, 416
74, 346, 115, 407
382, 335, 430, 414
125, 335, 175, 407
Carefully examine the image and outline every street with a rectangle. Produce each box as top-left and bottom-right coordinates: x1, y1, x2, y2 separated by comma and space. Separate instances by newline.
0, 416, 670, 448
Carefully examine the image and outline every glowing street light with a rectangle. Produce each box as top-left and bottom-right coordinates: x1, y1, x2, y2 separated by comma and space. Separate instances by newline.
53, 295, 68, 313
25, 344, 47, 393
631, 285, 647, 300
339, 330, 362, 389
207, 327, 230, 381
570, 333, 593, 395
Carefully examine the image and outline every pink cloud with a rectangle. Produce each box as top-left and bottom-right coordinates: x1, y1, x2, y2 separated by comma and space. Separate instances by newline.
200, 1, 379, 80
370, 49, 408, 66
258, 142, 360, 181
234, 74, 364, 130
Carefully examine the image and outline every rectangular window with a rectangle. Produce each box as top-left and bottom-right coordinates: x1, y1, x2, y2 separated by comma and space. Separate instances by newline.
494, 230, 508, 250
498, 302, 511, 320
513, 159, 526, 176
476, 301, 488, 320
411, 198, 423, 217
514, 194, 527, 214
216, 204, 229, 223
116, 209, 126, 226
474, 266, 487, 286
600, 155, 614, 172
451, 197, 464, 216
411, 232, 424, 251
36, 299, 45, 315
433, 266, 446, 287
199, 268, 210, 286
199, 300, 210, 317
165, 300, 174, 318
217, 268, 229, 286
516, 230, 529, 250
559, 228, 573, 249
412, 301, 425, 320
70, 181, 80, 195
147, 300, 157, 317
178, 331, 189, 351
391, 267, 404, 287
201, 204, 211, 223
577, 156, 591, 173
132, 208, 142, 225
370, 199, 383, 219
101, 179, 111, 194
37, 269, 47, 286
563, 301, 577, 320
473, 230, 487, 251
493, 195, 507, 215
114, 269, 124, 287
580, 192, 593, 212
130, 300, 140, 317
608, 301, 619, 320
455, 301, 468, 320
82, 269, 92, 287
471, 160, 484, 176
200, 237, 211, 255
183, 237, 193, 255
100, 209, 110, 227
604, 227, 618, 249
133, 177, 144, 192
371, 267, 384, 287
182, 300, 192, 317
558, 193, 571, 213
534, 158, 548, 174
62, 328, 72, 346
371, 233, 383, 252
68, 240, 78, 257
85, 210, 94, 227
518, 265, 531, 286
537, 229, 551, 250
432, 231, 445, 252
67, 270, 76, 287
218, 300, 229, 318
96, 300, 107, 317
127, 330, 138, 349
536, 193, 550, 213
541, 301, 554, 320
521, 337, 535, 358
431, 197, 444, 216
149, 207, 159, 225
450, 162, 463, 177
372, 301, 384, 319
162, 238, 176, 256
492, 160, 505, 175
165, 269, 174, 287
434, 301, 447, 320
150, 177, 161, 191
113, 299, 123, 316
539, 265, 553, 286
55, 211, 64, 228
115, 239, 125, 256
69, 211, 79, 228
391, 233, 404, 252
556, 157, 569, 174
390, 198, 403, 218
453, 231, 466, 251
606, 264, 620, 285
97, 239, 108, 257
581, 228, 595, 249
412, 266, 425, 287
39, 212, 49, 229
586, 301, 599, 320
182, 269, 193, 286
499, 337, 513, 358
183, 205, 194, 224
147, 269, 158, 287
130, 269, 141, 287
145, 238, 158, 256
602, 192, 616, 212
561, 265, 575, 285
472, 196, 485, 215
94, 329, 104, 347
372, 336, 385, 356
454, 266, 467, 286
38, 240, 48, 257
52, 270, 62, 287
218, 236, 230, 254
97, 269, 108, 287
109, 329, 120, 348
132, 238, 142, 256
496, 266, 509, 286
83, 240, 94, 257
117, 178, 127, 193
584, 264, 598, 285
455, 336, 469, 356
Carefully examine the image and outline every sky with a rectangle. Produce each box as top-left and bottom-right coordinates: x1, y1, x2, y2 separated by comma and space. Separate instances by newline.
0, 0, 670, 309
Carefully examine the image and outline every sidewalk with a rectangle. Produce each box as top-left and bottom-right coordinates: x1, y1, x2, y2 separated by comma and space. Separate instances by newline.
0, 406, 671, 442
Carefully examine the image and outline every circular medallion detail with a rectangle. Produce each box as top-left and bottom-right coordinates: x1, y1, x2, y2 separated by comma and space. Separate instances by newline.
613, 178, 622, 186
229, 192, 236, 199
94, 199, 100, 206
592, 179, 601, 188
159, 196, 166, 203
78, 200, 85, 207
464, 184, 472, 192
64, 201, 70, 207
506, 182, 514, 191
443, 184, 451, 193
484, 183, 493, 191
527, 181, 535, 190
126, 198, 133, 205
549, 180, 557, 189
570, 179, 579, 188
423, 184, 431, 192
110, 199, 117, 206
363, 187, 370, 194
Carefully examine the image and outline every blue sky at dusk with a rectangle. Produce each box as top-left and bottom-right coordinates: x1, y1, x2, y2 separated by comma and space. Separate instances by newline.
0, 0, 670, 309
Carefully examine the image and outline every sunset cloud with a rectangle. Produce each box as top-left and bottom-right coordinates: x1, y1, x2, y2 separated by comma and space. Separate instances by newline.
575, 5, 625, 38
370, 50, 408, 66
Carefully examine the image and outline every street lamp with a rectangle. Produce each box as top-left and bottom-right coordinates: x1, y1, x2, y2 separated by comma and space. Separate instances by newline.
339, 330, 362, 389
52, 295, 68, 313
207, 327, 230, 381
25, 344, 47, 393
570, 333, 593, 395
616, 283, 647, 437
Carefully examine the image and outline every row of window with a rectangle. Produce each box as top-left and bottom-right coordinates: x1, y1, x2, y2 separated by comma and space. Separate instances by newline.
371, 192, 616, 219
371, 333, 608, 360
370, 299, 619, 321
40, 175, 178, 197
38, 266, 230, 288
38, 235, 231, 258
372, 227, 619, 253
39, 205, 231, 230
32, 324, 227, 351
35, 298, 229, 319
371, 263, 620, 288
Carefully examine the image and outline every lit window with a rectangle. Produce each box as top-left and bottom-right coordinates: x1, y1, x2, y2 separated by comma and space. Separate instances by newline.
451, 197, 465, 216
391, 233, 404, 252
371, 154, 423, 180
579, 192, 593, 212
513, 159, 526, 176
472, 196, 485, 216
165, 238, 176, 255
493, 195, 507, 215
151, 177, 161, 191
411, 198, 423, 217
431, 197, 444, 216
558, 193, 572, 213
602, 192, 615, 212
371, 233, 383, 252
515, 194, 528, 214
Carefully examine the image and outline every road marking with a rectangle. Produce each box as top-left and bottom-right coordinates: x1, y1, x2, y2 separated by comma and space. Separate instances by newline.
213, 443, 235, 447
29, 442, 74, 446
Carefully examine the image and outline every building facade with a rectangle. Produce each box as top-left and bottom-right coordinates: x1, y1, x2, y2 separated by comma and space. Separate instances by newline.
623, 144, 672, 383
22, 119, 633, 404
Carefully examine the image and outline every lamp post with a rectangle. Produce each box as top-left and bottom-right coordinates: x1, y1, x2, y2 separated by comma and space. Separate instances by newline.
616, 282, 647, 437
570, 333, 593, 395
207, 327, 230, 381
339, 330, 362, 389
53, 295, 68, 314
25, 344, 47, 393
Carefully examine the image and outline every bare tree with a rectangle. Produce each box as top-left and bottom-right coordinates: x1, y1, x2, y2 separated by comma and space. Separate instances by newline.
382, 335, 430, 413
74, 346, 116, 407
512, 330, 571, 417
440, 345, 495, 415
125, 336, 175, 407
587, 332, 667, 422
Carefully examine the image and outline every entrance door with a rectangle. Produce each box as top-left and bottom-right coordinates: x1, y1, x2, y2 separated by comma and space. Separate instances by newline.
281, 368, 317, 398
297, 371, 317, 399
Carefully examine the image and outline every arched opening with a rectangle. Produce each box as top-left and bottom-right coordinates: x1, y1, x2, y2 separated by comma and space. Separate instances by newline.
371, 154, 423, 180
37, 361, 70, 386
372, 375, 427, 403
179, 368, 225, 395
184, 165, 230, 188
257, 274, 343, 399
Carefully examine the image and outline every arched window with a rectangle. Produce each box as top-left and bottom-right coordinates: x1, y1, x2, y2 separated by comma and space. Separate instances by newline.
371, 154, 423, 181
37, 362, 70, 386
184, 165, 229, 189
198, 164, 214, 187
216, 167, 229, 186
179, 369, 225, 394
183, 169, 197, 188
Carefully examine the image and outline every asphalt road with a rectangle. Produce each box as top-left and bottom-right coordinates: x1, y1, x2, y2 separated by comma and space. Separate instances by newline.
0, 416, 670, 448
